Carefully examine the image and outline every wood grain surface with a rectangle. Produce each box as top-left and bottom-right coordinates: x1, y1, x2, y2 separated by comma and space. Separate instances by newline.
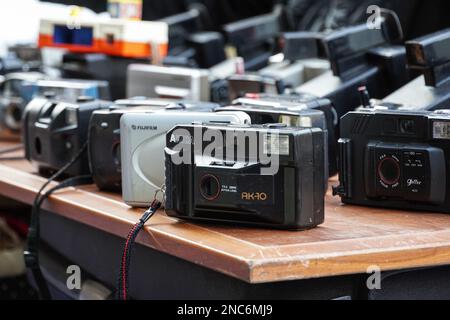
1, 144, 450, 283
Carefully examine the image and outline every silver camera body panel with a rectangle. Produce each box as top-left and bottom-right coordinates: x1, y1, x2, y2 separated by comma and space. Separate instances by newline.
259, 59, 330, 89
127, 64, 210, 101
381, 76, 450, 111
120, 111, 251, 207
127, 58, 239, 101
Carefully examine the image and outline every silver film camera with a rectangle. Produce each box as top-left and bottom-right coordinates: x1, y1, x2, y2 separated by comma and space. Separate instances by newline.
120, 110, 251, 207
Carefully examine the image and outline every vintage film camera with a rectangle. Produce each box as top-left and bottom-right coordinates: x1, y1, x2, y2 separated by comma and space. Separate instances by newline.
0, 75, 109, 139
8, 44, 42, 71
161, 4, 226, 69
127, 58, 240, 104
217, 94, 336, 176
22, 78, 111, 102
162, 4, 208, 52
61, 53, 146, 101
38, 17, 168, 60
333, 108, 450, 213
164, 123, 326, 229
88, 98, 218, 192
227, 74, 285, 101
23, 96, 112, 177
0, 72, 46, 139
226, 32, 330, 100
368, 29, 450, 111
0, 48, 41, 75
223, 5, 287, 71
163, 31, 226, 69
120, 111, 251, 207
296, 16, 410, 120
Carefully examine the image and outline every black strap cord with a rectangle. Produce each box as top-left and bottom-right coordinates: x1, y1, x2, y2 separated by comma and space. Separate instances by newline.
117, 199, 162, 301
24, 142, 92, 300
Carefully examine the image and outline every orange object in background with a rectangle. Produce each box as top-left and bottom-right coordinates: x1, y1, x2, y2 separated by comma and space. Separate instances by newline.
38, 17, 168, 60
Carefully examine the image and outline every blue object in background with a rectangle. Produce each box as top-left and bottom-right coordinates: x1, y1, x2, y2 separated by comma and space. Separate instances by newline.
72, 27, 94, 46
53, 25, 93, 46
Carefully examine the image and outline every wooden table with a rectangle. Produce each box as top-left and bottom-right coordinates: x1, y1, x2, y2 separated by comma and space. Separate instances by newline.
1, 144, 450, 287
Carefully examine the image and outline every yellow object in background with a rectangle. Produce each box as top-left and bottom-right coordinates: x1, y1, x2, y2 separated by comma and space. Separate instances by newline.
108, 0, 143, 21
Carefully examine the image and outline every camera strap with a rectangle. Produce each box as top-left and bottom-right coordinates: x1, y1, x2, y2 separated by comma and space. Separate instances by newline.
116, 187, 164, 300
24, 142, 93, 300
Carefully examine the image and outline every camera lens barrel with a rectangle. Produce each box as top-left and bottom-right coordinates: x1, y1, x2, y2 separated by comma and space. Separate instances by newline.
199, 174, 221, 201
377, 156, 401, 186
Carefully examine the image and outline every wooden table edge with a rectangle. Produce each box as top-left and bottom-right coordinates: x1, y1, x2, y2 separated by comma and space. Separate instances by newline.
2, 162, 450, 283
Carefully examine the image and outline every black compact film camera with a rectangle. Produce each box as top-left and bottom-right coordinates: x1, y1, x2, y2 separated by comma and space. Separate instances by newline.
161, 4, 227, 69
295, 16, 410, 119
223, 5, 286, 71
333, 108, 450, 213
61, 53, 143, 101
88, 99, 218, 192
372, 29, 450, 111
0, 72, 46, 138
23, 96, 112, 177
218, 94, 337, 176
163, 31, 227, 69
165, 123, 326, 229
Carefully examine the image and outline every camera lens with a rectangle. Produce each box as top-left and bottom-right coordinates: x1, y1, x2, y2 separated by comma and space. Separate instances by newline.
5, 103, 22, 130
200, 174, 220, 201
378, 157, 400, 185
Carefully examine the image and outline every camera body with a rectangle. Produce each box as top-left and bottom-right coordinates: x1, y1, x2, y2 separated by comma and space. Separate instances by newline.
164, 123, 326, 229
88, 99, 218, 192
217, 94, 336, 176
38, 17, 169, 60
227, 74, 285, 101
223, 5, 286, 71
373, 29, 450, 112
120, 110, 251, 207
0, 52, 35, 75
23, 96, 112, 177
333, 108, 450, 213
260, 59, 329, 89
22, 79, 111, 102
226, 32, 331, 101
295, 20, 409, 119
0, 75, 109, 139
8, 44, 41, 69
0, 72, 46, 139
127, 58, 238, 104
230, 32, 330, 96
62, 53, 145, 100
127, 64, 209, 100
164, 31, 226, 69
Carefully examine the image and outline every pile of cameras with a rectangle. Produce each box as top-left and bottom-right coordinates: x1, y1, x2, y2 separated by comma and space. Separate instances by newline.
3, 7, 450, 232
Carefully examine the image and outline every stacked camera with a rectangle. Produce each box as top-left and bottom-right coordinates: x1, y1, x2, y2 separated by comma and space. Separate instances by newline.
4, 8, 450, 235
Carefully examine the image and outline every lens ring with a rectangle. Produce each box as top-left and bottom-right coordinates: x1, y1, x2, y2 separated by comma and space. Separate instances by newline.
378, 156, 400, 186
199, 174, 221, 201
